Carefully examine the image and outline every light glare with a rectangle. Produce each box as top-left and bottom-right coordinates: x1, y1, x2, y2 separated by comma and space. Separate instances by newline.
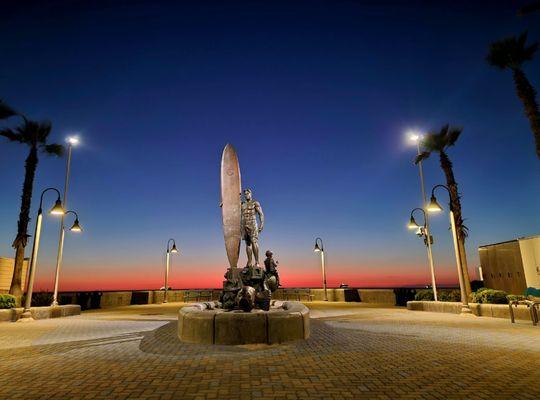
66, 136, 79, 145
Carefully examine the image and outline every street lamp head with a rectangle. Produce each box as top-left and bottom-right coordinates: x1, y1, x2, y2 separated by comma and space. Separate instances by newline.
49, 199, 65, 215
69, 218, 82, 232
170, 244, 179, 254
407, 130, 422, 143
427, 195, 443, 212
314, 238, 324, 253
66, 136, 79, 145
408, 215, 419, 230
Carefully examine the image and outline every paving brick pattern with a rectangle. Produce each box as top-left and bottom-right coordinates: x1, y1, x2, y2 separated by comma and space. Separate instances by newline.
0, 305, 539, 399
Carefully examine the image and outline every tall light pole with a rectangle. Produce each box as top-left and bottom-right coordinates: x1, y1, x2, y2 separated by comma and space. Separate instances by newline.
314, 237, 327, 301
52, 136, 79, 306
427, 184, 472, 314
408, 208, 438, 300
408, 132, 438, 301
18, 188, 65, 321
164, 239, 178, 303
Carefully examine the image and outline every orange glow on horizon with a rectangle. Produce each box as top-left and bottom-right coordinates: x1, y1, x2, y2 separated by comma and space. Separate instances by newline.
32, 262, 470, 292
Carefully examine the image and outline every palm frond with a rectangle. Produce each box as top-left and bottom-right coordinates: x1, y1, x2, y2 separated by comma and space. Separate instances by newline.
35, 121, 52, 144
518, 2, 540, 16
445, 126, 463, 147
486, 31, 538, 69
41, 143, 64, 157
0, 127, 24, 143
414, 151, 430, 164
0, 99, 17, 120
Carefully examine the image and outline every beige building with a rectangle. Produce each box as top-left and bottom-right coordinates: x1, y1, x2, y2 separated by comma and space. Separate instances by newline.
478, 235, 540, 294
0, 257, 29, 293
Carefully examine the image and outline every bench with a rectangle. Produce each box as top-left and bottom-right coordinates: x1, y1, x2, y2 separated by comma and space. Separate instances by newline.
508, 296, 540, 326
184, 290, 213, 303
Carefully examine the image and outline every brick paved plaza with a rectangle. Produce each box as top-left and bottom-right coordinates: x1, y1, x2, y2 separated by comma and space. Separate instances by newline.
0, 303, 539, 399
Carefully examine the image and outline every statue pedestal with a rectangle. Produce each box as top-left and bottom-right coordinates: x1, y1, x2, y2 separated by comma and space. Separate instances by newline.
178, 300, 310, 345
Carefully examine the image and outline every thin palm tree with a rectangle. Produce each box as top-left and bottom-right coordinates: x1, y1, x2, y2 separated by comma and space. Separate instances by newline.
0, 117, 64, 298
416, 124, 472, 295
487, 31, 540, 158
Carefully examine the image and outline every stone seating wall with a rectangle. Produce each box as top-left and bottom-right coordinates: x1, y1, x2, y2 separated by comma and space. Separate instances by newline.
0, 305, 81, 322
407, 300, 534, 320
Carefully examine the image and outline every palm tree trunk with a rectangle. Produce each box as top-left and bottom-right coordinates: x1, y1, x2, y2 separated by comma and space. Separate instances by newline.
439, 151, 472, 296
9, 145, 38, 300
512, 68, 540, 158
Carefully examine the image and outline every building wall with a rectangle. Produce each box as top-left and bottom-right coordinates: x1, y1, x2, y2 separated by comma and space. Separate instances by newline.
518, 236, 540, 289
478, 241, 527, 294
0, 258, 29, 293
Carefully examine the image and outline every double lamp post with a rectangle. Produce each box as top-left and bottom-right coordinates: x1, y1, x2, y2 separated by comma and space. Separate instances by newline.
20, 187, 82, 321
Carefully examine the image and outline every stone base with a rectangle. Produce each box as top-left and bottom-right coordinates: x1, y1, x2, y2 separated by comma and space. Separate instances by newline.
178, 300, 310, 345
0, 305, 81, 322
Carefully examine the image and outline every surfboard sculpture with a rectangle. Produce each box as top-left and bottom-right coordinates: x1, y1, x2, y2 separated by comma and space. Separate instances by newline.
220, 143, 242, 268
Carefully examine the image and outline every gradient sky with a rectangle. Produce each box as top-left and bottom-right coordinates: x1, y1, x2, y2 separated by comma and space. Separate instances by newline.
1, 0, 539, 291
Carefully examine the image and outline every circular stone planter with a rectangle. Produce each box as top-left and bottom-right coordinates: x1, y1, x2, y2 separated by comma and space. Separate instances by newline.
178, 300, 310, 345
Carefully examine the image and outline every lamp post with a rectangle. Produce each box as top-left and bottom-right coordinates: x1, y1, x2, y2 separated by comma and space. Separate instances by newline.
408, 132, 438, 300
164, 239, 178, 303
427, 184, 471, 314
408, 207, 438, 301
52, 136, 79, 306
314, 237, 328, 301
18, 188, 65, 321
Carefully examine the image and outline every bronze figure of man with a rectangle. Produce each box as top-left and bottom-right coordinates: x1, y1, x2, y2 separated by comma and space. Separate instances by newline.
241, 188, 264, 267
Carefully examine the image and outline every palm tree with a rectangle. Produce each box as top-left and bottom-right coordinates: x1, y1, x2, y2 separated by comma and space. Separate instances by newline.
416, 124, 472, 295
0, 117, 64, 298
487, 31, 540, 158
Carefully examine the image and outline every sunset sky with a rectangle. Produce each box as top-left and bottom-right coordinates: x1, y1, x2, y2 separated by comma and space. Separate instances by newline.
1, 1, 539, 291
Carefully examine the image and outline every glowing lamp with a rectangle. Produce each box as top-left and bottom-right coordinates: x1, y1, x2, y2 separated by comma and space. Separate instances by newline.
70, 219, 82, 232
49, 199, 65, 215
427, 195, 443, 212
66, 136, 79, 145
408, 216, 419, 230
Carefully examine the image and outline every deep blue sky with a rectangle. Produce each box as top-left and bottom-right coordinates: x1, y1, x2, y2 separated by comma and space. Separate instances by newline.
1, 0, 539, 290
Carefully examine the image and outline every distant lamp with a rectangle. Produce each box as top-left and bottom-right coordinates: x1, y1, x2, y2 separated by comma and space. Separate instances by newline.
313, 237, 328, 301
164, 238, 179, 303
49, 199, 65, 215
427, 195, 443, 212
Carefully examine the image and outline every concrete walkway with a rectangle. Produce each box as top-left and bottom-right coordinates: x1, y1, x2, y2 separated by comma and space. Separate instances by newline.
0, 302, 538, 399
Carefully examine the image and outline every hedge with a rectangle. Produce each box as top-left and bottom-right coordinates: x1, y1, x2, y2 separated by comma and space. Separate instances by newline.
469, 288, 508, 304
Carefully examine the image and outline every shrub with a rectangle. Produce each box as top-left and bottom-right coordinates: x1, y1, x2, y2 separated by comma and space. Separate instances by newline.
439, 289, 461, 302
0, 294, 16, 309
21, 291, 54, 307
470, 288, 508, 304
31, 292, 54, 307
414, 289, 434, 301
